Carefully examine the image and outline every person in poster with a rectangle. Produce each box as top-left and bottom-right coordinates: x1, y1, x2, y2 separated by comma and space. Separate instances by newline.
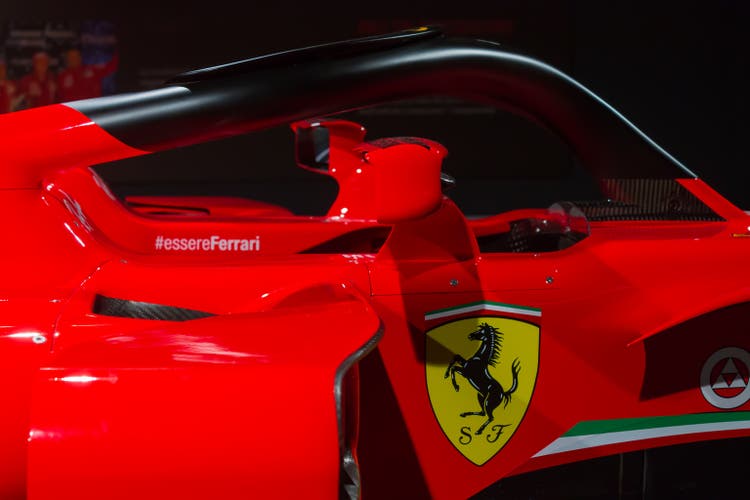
18, 51, 56, 108
80, 20, 118, 96
57, 47, 119, 102
0, 57, 19, 113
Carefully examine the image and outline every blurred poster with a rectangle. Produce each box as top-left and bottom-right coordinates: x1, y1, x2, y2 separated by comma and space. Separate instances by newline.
0, 21, 118, 113
80, 21, 118, 96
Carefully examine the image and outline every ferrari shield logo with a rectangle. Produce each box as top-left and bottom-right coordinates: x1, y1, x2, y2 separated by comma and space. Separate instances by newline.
426, 316, 540, 465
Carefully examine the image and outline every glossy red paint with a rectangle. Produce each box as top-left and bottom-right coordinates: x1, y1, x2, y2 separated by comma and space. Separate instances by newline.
0, 104, 146, 188
292, 119, 371, 219
125, 196, 294, 217
292, 119, 445, 222
0, 49, 748, 499
44, 167, 387, 257
364, 199, 750, 498
29, 299, 380, 499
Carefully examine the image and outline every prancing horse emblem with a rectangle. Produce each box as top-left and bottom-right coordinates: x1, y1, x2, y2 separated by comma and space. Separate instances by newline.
445, 322, 520, 435
426, 315, 540, 465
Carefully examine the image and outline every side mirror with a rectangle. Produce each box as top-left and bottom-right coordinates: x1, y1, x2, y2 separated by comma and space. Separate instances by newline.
294, 124, 330, 172
292, 119, 446, 223
292, 119, 366, 173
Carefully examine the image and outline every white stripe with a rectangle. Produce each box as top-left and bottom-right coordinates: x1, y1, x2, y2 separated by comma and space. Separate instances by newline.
533, 419, 750, 457
425, 303, 541, 321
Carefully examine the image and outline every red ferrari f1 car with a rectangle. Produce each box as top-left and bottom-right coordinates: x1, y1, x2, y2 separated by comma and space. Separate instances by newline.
0, 27, 748, 499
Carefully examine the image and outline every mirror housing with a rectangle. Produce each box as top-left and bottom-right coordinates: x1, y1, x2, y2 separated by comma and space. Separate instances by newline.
292, 119, 446, 223
366, 143, 445, 224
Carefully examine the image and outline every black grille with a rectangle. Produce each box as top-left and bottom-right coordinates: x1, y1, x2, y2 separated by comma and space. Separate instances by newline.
578, 179, 724, 222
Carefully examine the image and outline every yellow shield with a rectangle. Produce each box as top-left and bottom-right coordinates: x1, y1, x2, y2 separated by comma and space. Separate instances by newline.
426, 316, 540, 465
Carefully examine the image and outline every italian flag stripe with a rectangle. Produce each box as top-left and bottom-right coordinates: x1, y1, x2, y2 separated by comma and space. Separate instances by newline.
425, 301, 542, 321
534, 412, 750, 457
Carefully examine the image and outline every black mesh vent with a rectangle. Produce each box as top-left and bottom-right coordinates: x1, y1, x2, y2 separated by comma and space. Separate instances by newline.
93, 295, 215, 321
367, 137, 431, 149
577, 179, 723, 221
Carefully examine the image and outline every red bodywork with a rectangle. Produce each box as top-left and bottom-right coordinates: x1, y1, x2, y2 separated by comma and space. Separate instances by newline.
0, 30, 749, 499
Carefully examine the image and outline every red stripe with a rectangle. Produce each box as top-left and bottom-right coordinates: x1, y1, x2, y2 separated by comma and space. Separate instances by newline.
511, 427, 750, 476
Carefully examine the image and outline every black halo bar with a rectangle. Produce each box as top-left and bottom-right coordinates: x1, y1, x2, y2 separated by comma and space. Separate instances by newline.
69, 27, 694, 180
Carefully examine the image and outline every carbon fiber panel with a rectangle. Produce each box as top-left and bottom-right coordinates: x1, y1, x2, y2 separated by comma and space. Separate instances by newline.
93, 295, 215, 321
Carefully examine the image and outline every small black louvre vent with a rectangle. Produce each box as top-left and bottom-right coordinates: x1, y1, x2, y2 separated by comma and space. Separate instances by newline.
93, 295, 215, 321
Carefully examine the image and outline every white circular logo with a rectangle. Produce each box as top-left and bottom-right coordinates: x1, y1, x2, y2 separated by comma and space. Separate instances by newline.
700, 347, 750, 409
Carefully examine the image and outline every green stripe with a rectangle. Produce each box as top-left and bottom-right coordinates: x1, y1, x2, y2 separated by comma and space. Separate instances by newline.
426, 300, 541, 316
564, 411, 750, 437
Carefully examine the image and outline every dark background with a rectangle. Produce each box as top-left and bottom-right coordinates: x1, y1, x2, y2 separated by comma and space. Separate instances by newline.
2, 1, 749, 215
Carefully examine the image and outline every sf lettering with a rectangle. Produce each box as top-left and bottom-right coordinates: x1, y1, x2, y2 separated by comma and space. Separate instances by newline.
458, 424, 511, 445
